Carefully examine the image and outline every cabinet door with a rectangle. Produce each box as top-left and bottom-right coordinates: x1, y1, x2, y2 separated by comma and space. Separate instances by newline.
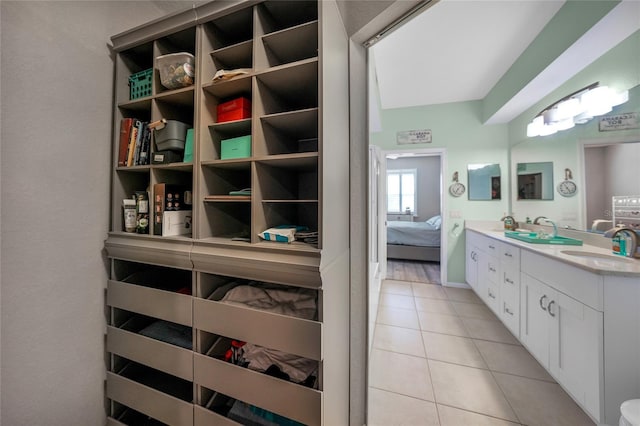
520, 273, 550, 368
465, 244, 478, 291
548, 292, 603, 421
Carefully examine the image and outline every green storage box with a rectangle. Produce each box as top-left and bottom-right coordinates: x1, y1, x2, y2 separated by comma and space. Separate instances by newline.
221, 135, 251, 160
183, 129, 194, 162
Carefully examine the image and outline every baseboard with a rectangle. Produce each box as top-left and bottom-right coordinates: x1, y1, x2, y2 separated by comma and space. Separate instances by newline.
443, 281, 470, 289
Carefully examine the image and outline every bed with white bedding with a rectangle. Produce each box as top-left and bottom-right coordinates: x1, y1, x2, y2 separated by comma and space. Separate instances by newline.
387, 215, 441, 262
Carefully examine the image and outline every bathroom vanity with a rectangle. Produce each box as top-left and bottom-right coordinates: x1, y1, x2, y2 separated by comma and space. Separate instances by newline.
465, 221, 640, 425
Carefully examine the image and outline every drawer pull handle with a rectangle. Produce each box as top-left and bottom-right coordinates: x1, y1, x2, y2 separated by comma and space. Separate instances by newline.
489, 266, 496, 272
539, 295, 548, 311
505, 277, 514, 285
488, 290, 496, 299
504, 252, 513, 258
504, 304, 514, 316
488, 245, 495, 249
547, 300, 556, 317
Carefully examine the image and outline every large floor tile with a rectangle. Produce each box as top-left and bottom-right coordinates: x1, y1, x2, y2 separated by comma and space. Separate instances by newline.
381, 280, 414, 296
474, 339, 554, 382
429, 360, 519, 422
417, 310, 469, 337
493, 372, 595, 426
369, 349, 435, 401
462, 317, 520, 345
379, 293, 416, 310
437, 404, 520, 426
412, 283, 448, 299
451, 300, 498, 321
422, 332, 487, 368
368, 387, 439, 426
443, 286, 483, 304
374, 324, 426, 357
377, 305, 420, 329
414, 297, 457, 315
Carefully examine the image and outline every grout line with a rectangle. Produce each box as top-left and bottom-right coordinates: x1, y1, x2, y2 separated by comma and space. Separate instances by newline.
436, 402, 525, 425
368, 385, 436, 405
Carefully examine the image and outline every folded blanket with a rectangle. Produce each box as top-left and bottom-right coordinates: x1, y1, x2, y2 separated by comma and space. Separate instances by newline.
220, 285, 316, 320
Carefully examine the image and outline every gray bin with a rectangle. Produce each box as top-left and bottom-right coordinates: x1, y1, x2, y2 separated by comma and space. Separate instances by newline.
155, 120, 189, 151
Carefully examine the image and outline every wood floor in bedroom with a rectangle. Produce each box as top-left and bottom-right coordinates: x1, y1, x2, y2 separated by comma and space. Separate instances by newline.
387, 259, 441, 284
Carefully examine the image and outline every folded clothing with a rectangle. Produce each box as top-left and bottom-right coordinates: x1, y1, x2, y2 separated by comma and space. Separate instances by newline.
241, 343, 317, 384
139, 320, 192, 350
228, 400, 303, 426
220, 285, 317, 320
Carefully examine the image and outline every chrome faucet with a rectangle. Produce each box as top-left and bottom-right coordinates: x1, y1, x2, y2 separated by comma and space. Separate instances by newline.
533, 216, 547, 225
543, 218, 558, 238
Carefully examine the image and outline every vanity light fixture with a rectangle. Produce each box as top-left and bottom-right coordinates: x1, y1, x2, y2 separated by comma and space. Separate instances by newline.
526, 82, 629, 137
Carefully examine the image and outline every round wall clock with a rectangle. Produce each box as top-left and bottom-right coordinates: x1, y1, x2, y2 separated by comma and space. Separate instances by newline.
557, 168, 577, 197
449, 171, 466, 197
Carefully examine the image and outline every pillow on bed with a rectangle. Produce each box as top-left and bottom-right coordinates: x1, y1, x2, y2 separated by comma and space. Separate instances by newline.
425, 215, 442, 229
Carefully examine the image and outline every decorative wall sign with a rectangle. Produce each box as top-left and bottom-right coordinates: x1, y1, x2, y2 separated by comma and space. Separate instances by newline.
397, 129, 432, 145
599, 112, 639, 131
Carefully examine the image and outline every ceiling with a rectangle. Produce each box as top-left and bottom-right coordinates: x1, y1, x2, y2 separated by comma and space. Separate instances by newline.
370, 0, 640, 124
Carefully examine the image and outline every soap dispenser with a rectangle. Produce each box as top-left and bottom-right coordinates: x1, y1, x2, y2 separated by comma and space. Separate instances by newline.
611, 228, 640, 258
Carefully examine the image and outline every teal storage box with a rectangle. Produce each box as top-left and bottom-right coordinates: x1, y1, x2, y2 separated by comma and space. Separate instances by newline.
183, 129, 194, 162
221, 135, 251, 160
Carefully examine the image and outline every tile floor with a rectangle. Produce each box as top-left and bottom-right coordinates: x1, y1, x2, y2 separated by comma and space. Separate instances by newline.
368, 279, 596, 426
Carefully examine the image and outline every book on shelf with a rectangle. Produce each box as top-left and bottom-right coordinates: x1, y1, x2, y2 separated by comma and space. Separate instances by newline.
117, 118, 134, 167
126, 119, 140, 167
138, 124, 151, 165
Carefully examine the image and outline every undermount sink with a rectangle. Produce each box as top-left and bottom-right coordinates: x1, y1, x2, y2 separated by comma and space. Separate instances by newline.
561, 250, 635, 263
504, 231, 583, 246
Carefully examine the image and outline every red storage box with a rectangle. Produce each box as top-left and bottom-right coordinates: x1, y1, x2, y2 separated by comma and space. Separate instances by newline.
217, 97, 251, 123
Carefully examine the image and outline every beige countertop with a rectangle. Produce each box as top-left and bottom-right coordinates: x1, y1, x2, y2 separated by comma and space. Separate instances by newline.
465, 221, 640, 277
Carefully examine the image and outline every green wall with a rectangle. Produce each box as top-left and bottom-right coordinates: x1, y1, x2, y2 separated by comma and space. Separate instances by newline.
370, 101, 509, 284
370, 28, 639, 285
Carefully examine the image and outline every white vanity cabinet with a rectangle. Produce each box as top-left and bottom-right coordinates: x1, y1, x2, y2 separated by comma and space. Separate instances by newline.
465, 230, 520, 332
465, 225, 640, 425
520, 250, 604, 422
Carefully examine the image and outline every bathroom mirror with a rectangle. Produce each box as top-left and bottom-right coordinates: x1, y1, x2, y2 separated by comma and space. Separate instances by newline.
468, 163, 501, 200
516, 162, 554, 200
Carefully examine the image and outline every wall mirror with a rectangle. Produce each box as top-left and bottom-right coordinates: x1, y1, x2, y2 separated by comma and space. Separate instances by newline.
468, 163, 501, 200
516, 162, 554, 200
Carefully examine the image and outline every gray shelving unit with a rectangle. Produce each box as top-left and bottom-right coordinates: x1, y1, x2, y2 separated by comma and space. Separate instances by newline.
105, 1, 350, 425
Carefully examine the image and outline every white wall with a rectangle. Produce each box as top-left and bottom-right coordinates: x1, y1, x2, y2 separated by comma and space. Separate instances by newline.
386, 156, 440, 221
0, 2, 193, 424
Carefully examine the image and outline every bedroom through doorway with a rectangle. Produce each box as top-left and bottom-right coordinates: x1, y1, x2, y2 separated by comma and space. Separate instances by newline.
383, 150, 443, 286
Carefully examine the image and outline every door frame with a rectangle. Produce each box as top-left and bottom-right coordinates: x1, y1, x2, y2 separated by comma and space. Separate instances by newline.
376, 147, 448, 285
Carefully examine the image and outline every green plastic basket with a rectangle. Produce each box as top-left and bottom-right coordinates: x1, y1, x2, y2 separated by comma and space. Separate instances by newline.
128, 68, 153, 100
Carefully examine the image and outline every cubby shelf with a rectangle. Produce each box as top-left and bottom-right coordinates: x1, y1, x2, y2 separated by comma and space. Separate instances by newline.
106, 1, 349, 424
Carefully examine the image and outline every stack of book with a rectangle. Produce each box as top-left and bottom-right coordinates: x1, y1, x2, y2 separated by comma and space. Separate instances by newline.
117, 117, 152, 167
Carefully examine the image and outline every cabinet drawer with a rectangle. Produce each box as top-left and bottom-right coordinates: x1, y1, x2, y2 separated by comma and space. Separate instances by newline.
486, 257, 500, 284
194, 405, 240, 426
106, 371, 193, 426
500, 243, 520, 266
521, 251, 603, 311
194, 353, 322, 426
107, 280, 193, 326
499, 280, 519, 337
193, 298, 321, 361
479, 235, 500, 255
107, 326, 194, 381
